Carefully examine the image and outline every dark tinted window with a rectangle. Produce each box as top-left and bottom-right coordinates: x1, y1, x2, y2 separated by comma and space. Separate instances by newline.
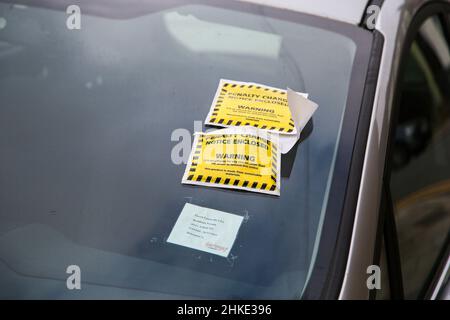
390, 16, 450, 299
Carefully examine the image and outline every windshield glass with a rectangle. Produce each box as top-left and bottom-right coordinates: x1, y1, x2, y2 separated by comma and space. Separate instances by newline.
0, 1, 370, 299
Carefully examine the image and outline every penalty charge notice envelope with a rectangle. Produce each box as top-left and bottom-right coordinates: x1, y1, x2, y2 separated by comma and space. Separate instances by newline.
205, 79, 306, 135
182, 127, 281, 196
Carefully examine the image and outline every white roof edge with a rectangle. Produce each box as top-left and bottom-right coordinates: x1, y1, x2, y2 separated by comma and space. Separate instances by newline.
237, 0, 369, 25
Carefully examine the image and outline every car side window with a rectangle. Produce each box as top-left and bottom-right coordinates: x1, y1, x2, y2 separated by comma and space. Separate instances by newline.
389, 15, 450, 299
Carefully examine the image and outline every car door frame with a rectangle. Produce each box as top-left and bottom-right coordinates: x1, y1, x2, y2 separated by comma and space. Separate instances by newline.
338, 0, 450, 300
376, 1, 450, 300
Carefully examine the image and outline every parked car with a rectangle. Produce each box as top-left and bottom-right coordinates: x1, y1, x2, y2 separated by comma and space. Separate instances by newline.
0, 0, 448, 300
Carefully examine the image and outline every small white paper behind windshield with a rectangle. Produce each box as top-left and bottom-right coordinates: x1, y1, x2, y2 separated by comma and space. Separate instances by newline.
167, 203, 244, 257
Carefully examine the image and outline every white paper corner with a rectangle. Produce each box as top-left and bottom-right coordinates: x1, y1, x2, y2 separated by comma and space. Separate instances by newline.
279, 88, 318, 154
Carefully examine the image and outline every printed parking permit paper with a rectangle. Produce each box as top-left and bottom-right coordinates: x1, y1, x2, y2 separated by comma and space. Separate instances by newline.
182, 126, 281, 196
167, 203, 244, 258
205, 79, 318, 153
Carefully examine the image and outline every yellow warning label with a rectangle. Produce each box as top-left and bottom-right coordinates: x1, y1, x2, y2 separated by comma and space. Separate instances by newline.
205, 79, 297, 134
182, 128, 281, 196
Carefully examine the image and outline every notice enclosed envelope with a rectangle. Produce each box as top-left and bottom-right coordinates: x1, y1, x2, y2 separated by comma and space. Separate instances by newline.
182, 126, 281, 196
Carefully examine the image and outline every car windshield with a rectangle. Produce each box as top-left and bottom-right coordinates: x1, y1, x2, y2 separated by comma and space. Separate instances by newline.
0, 1, 370, 299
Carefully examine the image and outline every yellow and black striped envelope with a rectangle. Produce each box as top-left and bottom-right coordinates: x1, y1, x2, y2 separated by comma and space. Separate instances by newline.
182, 127, 281, 196
205, 79, 301, 135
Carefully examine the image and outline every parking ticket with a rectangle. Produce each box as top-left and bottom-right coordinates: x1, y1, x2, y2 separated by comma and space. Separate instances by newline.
182, 126, 281, 196
205, 79, 318, 153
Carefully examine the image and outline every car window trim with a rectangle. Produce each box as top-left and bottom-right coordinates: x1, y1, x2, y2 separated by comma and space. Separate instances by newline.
381, 181, 405, 299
